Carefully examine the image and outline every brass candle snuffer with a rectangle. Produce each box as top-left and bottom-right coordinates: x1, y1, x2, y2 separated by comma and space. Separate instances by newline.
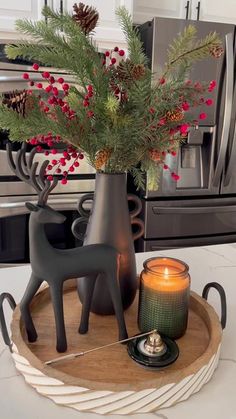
46, 329, 179, 369
45, 330, 158, 365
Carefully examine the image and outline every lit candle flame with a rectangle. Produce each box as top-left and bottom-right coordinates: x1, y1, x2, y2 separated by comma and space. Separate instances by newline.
164, 267, 169, 279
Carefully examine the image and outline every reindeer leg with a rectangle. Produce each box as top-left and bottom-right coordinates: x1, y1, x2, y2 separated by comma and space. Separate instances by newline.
105, 266, 128, 341
50, 281, 67, 353
79, 275, 97, 335
20, 273, 42, 342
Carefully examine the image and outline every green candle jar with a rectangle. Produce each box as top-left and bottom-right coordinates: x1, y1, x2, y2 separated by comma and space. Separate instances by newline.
138, 257, 190, 339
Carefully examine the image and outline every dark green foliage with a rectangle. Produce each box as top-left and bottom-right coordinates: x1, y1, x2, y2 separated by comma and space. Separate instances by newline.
0, 5, 222, 190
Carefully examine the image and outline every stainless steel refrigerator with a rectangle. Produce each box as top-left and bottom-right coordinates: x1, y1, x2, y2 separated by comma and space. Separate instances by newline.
136, 17, 236, 251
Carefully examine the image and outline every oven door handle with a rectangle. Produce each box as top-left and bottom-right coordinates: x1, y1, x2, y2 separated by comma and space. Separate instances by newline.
152, 205, 236, 214
0, 198, 79, 210
0, 76, 47, 82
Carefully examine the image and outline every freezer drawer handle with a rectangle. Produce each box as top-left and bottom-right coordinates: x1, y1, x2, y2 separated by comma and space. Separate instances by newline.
152, 205, 236, 214
213, 33, 234, 187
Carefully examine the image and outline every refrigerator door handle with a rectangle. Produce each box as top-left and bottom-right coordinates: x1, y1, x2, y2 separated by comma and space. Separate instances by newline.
224, 122, 236, 186
196, 1, 201, 20
185, 1, 190, 19
212, 33, 234, 187
153, 205, 236, 214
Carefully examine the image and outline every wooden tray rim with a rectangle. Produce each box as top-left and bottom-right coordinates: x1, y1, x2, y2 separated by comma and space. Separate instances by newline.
11, 284, 222, 392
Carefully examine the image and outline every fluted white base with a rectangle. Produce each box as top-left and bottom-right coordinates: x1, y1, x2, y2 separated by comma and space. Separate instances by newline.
11, 342, 221, 415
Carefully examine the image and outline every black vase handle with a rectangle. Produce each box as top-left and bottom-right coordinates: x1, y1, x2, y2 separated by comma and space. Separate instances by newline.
71, 216, 88, 241
0, 293, 16, 352
75, 192, 144, 241
131, 217, 145, 241
128, 194, 144, 240
202, 282, 227, 329
127, 194, 142, 218
78, 193, 142, 219
77, 193, 94, 218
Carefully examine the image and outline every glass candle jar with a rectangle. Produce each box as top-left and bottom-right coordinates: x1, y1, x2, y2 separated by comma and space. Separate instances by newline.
138, 257, 190, 339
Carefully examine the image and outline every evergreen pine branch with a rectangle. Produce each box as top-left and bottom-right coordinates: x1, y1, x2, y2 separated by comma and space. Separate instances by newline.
0, 100, 77, 145
127, 70, 152, 113
167, 25, 197, 65
42, 5, 71, 27
131, 167, 146, 190
162, 31, 221, 78
146, 160, 161, 191
6, 13, 108, 95
115, 6, 147, 65
1, 5, 222, 191
0, 104, 54, 140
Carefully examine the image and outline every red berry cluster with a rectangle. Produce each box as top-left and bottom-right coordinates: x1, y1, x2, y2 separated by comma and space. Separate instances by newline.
22, 64, 87, 185
104, 47, 125, 66
147, 79, 216, 183
208, 80, 216, 92
163, 163, 180, 181
23, 64, 73, 119
82, 85, 94, 118
28, 133, 84, 185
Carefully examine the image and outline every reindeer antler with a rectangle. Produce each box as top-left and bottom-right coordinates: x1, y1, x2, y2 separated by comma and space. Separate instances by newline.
7, 142, 58, 205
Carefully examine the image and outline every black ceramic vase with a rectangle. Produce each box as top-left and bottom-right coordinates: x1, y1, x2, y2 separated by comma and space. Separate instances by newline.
72, 172, 144, 315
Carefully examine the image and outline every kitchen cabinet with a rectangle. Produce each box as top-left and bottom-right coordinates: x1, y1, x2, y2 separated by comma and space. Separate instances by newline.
0, 0, 133, 49
132, 0, 236, 24
191, 0, 236, 24
133, 0, 189, 23
1, 1, 235, 45
0, 0, 44, 39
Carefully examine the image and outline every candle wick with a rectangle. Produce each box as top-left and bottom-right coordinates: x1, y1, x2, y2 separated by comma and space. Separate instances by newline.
164, 267, 169, 280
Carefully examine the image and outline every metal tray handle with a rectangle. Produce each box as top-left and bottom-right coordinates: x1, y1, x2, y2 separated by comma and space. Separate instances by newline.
202, 282, 227, 329
0, 293, 16, 352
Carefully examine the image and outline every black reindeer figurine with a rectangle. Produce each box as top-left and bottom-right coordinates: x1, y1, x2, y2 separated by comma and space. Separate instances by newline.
7, 143, 128, 352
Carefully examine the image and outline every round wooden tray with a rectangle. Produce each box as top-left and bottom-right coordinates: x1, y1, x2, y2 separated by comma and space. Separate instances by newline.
11, 280, 222, 415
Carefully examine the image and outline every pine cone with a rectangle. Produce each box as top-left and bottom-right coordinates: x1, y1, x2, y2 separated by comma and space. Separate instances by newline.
73, 3, 99, 35
131, 63, 146, 80
95, 148, 111, 170
166, 109, 184, 122
116, 60, 146, 84
2, 90, 32, 117
148, 149, 162, 162
115, 60, 133, 84
24, 95, 34, 115
210, 45, 224, 58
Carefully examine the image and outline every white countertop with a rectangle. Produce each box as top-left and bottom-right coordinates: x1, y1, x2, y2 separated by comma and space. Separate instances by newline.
0, 243, 236, 419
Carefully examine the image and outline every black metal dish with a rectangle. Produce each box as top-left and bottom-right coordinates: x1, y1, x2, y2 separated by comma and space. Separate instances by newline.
127, 334, 179, 369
